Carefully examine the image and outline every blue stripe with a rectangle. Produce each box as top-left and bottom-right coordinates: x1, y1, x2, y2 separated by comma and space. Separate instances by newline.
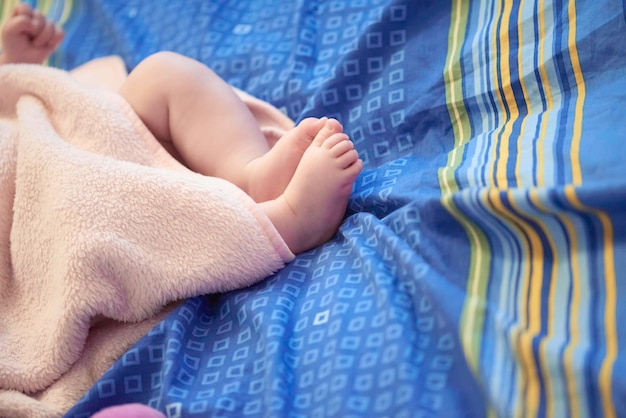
551, 0, 573, 186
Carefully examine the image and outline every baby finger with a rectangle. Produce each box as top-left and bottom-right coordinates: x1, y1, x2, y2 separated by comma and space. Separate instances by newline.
33, 20, 56, 47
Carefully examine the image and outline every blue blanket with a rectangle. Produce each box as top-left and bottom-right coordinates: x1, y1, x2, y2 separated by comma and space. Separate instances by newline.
20, 0, 626, 416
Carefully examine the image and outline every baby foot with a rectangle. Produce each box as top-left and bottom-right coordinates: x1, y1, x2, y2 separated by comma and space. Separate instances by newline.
260, 119, 362, 254
246, 117, 342, 202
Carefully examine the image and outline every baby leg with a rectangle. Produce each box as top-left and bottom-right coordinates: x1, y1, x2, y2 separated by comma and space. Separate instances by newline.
118, 52, 322, 201
260, 119, 363, 254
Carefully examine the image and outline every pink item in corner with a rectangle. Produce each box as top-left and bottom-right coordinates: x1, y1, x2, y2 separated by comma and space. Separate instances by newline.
91, 403, 166, 418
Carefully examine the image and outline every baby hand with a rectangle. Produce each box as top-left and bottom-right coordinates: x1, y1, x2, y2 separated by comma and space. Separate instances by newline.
0, 3, 64, 64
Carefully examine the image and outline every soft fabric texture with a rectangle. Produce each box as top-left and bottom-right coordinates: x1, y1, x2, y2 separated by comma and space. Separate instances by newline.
0, 61, 295, 418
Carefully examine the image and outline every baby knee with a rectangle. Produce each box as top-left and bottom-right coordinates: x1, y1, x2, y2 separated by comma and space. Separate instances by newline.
137, 51, 215, 85
138, 51, 186, 75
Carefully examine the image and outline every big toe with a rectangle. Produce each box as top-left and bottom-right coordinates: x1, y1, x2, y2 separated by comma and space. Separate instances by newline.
297, 117, 327, 140
312, 118, 344, 146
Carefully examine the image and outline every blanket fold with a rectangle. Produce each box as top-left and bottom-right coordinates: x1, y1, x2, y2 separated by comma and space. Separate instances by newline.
0, 62, 295, 417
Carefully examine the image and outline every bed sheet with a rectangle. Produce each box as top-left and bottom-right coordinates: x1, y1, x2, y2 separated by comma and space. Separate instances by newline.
3, 0, 625, 417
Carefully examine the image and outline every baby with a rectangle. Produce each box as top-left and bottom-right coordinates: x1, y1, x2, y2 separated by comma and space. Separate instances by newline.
0, 3, 362, 255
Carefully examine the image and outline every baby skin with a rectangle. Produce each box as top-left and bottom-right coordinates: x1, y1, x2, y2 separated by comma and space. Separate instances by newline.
119, 52, 362, 254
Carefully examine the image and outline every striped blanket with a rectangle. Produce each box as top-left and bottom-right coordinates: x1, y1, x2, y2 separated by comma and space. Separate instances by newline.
444, 2, 626, 416
2, 0, 625, 417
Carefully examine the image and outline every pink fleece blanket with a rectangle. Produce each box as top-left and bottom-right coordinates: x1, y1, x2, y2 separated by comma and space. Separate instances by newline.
0, 60, 294, 417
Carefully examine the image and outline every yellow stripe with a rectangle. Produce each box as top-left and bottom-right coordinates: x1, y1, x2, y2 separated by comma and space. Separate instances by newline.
441, 0, 471, 195
39, 0, 52, 14
493, 0, 518, 190
566, 0, 585, 186
535, 0, 555, 188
